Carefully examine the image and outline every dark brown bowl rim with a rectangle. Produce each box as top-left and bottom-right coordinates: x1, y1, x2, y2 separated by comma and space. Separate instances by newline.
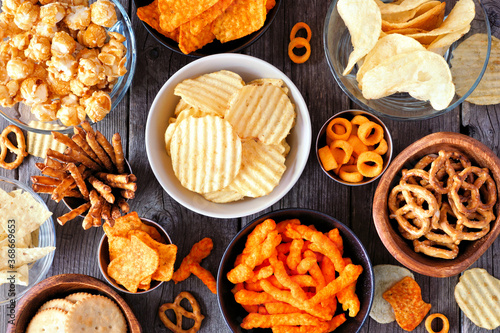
8, 273, 142, 333
98, 218, 172, 294
316, 109, 393, 186
372, 132, 500, 277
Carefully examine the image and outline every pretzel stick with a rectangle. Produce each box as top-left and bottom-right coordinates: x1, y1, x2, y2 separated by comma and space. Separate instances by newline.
95, 130, 117, 165
80, 120, 95, 136
92, 196, 105, 227
57, 202, 91, 226
86, 132, 114, 171
52, 131, 90, 159
66, 162, 89, 199
32, 184, 56, 194
116, 196, 129, 213
44, 157, 63, 169
72, 133, 102, 165
63, 189, 84, 198
106, 181, 137, 191
101, 201, 111, 221
40, 166, 67, 179
88, 176, 115, 204
30, 176, 61, 186
96, 172, 133, 184
65, 148, 101, 171
35, 162, 46, 171
112, 133, 125, 173
111, 204, 121, 219
47, 149, 74, 163
120, 189, 135, 199
51, 176, 76, 202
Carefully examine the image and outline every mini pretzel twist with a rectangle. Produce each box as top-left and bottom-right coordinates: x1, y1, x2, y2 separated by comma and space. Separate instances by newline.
158, 291, 205, 333
413, 239, 459, 260
0, 125, 28, 170
428, 150, 471, 194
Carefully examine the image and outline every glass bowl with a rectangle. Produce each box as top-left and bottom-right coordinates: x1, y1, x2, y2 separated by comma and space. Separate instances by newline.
0, 176, 56, 306
323, 0, 491, 121
0, 0, 137, 134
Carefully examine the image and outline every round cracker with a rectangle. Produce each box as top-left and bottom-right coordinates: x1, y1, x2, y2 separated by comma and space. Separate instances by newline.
170, 115, 242, 194
65, 295, 127, 333
39, 298, 75, 312
26, 308, 68, 333
65, 292, 93, 303
369, 264, 414, 324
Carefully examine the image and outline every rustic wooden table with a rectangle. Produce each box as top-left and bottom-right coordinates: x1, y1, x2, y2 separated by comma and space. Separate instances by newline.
2, 0, 500, 332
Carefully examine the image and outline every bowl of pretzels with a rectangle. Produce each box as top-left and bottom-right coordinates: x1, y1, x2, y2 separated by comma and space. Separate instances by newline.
373, 132, 500, 278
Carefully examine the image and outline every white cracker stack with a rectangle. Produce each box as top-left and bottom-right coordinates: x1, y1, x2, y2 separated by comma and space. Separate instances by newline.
167, 71, 297, 203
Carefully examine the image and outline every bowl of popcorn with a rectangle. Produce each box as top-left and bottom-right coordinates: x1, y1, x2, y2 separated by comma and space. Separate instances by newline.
0, 0, 136, 134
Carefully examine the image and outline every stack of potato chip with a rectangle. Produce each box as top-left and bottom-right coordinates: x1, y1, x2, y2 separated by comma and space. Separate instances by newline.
165, 70, 295, 203
137, 0, 276, 54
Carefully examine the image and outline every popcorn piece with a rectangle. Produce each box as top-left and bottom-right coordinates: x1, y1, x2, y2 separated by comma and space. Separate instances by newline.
46, 72, 71, 96
98, 53, 126, 79
0, 41, 19, 62
51, 31, 77, 56
90, 0, 117, 28
31, 64, 48, 80
20, 77, 48, 105
70, 78, 89, 96
0, 81, 20, 107
101, 32, 126, 58
31, 100, 59, 121
25, 35, 51, 62
7, 57, 35, 80
76, 47, 99, 61
11, 31, 32, 51
14, 2, 39, 31
64, 5, 91, 30
82, 90, 111, 122
47, 54, 78, 82
33, 21, 57, 39
57, 93, 85, 126
77, 57, 105, 86
0, 62, 9, 84
77, 22, 106, 48
40, 2, 66, 26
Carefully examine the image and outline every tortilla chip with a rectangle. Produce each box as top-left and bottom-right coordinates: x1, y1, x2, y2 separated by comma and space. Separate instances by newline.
0, 247, 55, 270
178, 21, 216, 54
158, 0, 219, 32
188, 0, 234, 35
137, 0, 179, 42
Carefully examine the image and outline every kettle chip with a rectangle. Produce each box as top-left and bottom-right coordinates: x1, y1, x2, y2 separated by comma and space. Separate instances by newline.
65, 295, 127, 333
26, 308, 68, 333
455, 268, 500, 330
170, 115, 242, 194
174, 70, 245, 117
225, 84, 296, 145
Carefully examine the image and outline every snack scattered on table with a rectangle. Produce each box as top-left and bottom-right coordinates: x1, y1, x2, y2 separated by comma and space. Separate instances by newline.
104, 212, 177, 293
383, 276, 431, 331
318, 114, 388, 183
370, 264, 414, 324
388, 150, 497, 259
227, 218, 363, 331
166, 70, 295, 203
26, 293, 127, 333
0, 0, 128, 126
137, 0, 277, 54
172, 237, 217, 294
27, 121, 66, 158
451, 34, 500, 105
0, 187, 54, 286
339, 0, 476, 110
0, 124, 28, 170
455, 268, 500, 330
30, 121, 137, 229
288, 22, 311, 64
158, 291, 205, 333
425, 313, 450, 333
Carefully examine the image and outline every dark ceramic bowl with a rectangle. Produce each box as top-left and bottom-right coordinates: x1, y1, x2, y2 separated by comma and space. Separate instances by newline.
8, 274, 141, 333
316, 110, 393, 186
98, 218, 172, 294
217, 208, 374, 333
133, 0, 281, 57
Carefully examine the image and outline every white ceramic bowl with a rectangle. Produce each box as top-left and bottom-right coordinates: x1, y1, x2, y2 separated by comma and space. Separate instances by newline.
145, 54, 311, 219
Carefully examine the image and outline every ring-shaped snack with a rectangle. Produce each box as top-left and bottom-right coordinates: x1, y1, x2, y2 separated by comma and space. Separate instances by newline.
350, 115, 369, 126
357, 121, 384, 146
372, 138, 388, 155
288, 37, 311, 64
338, 164, 363, 183
318, 145, 338, 171
329, 139, 353, 165
347, 135, 368, 157
356, 151, 383, 178
290, 22, 311, 46
425, 313, 450, 333
326, 117, 352, 141
0, 125, 28, 170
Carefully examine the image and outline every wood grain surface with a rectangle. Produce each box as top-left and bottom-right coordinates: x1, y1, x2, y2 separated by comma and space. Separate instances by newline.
1, 0, 500, 332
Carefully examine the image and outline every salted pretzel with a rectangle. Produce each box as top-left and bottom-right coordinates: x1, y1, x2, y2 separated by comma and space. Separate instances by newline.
158, 291, 205, 333
413, 239, 459, 260
428, 150, 471, 194
0, 125, 28, 170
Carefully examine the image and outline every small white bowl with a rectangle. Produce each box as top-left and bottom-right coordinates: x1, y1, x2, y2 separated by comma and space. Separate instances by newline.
145, 54, 311, 219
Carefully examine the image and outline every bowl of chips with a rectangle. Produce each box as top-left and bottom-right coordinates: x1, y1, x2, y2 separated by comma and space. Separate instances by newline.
145, 53, 311, 219
98, 214, 176, 294
324, 0, 491, 120
9, 273, 141, 333
0, 176, 56, 306
217, 208, 374, 333
316, 110, 393, 186
372, 132, 500, 277
134, 0, 281, 56
0, 0, 137, 134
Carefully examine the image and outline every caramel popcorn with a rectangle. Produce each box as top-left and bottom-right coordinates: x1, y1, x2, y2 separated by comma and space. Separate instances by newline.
0, 0, 127, 127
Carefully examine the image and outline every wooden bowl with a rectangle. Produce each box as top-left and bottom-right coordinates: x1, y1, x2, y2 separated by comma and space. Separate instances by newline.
373, 132, 500, 278
7, 274, 142, 333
